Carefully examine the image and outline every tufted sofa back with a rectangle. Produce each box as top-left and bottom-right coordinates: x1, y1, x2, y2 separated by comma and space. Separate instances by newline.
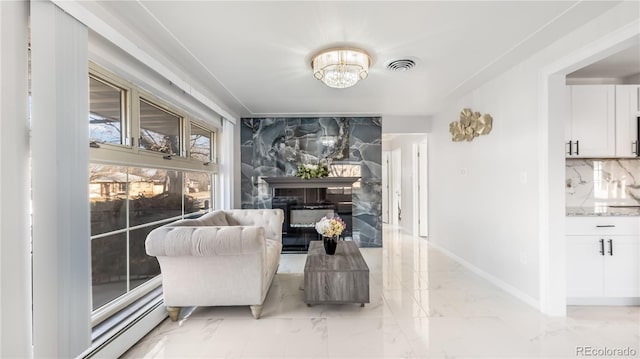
223, 209, 284, 243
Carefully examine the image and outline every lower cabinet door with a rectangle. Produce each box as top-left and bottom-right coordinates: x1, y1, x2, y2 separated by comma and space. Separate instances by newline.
604, 236, 640, 297
567, 236, 605, 297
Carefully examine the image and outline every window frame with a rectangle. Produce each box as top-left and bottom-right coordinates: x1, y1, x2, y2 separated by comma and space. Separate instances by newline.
88, 71, 131, 148
189, 121, 215, 163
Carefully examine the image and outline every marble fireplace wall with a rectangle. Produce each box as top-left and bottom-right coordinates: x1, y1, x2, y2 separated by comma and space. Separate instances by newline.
566, 159, 640, 207
240, 117, 382, 247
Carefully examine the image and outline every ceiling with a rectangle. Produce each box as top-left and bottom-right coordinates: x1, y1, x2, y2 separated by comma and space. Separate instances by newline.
567, 44, 640, 79
86, 1, 620, 118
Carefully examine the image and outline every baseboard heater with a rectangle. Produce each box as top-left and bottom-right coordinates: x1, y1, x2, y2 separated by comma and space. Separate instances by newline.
78, 289, 167, 359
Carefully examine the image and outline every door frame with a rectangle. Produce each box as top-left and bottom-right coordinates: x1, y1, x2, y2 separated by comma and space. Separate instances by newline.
538, 24, 639, 315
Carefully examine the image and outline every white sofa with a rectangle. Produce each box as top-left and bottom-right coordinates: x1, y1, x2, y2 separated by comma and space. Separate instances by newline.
145, 209, 284, 320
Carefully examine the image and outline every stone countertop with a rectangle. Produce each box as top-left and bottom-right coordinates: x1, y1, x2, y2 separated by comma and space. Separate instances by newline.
566, 206, 640, 217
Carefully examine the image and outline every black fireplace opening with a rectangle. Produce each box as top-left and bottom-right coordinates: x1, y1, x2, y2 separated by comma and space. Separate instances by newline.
272, 187, 353, 252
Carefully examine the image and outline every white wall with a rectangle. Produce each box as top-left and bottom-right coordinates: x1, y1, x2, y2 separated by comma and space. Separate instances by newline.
384, 134, 428, 235
0, 2, 32, 357
428, 1, 639, 308
382, 115, 432, 134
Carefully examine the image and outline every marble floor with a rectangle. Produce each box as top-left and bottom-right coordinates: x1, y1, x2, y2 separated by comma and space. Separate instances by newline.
121, 226, 640, 359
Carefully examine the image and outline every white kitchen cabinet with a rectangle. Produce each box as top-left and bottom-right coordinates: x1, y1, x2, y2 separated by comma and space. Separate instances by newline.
615, 85, 640, 158
604, 236, 640, 297
566, 85, 616, 157
567, 236, 606, 297
566, 217, 640, 302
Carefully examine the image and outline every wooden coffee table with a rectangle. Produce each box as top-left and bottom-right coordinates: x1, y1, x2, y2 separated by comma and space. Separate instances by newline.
304, 240, 369, 306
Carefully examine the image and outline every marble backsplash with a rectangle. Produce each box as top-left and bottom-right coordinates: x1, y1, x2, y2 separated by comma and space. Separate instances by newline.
241, 117, 383, 247
566, 159, 640, 207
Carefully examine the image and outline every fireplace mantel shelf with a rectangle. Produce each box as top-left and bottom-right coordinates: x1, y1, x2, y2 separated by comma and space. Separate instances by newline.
262, 176, 360, 189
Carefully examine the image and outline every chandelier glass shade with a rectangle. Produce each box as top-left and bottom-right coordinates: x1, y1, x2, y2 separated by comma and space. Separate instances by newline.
311, 48, 371, 89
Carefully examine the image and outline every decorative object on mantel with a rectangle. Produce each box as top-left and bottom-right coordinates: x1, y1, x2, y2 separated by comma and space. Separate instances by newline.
315, 215, 346, 255
296, 163, 329, 179
449, 108, 493, 142
311, 47, 372, 89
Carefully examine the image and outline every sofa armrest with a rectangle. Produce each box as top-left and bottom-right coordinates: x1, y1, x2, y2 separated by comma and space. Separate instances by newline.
146, 226, 266, 257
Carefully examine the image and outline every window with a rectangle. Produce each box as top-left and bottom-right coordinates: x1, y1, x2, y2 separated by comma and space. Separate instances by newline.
89, 76, 126, 145
190, 123, 213, 162
88, 65, 218, 323
139, 99, 182, 155
89, 165, 216, 311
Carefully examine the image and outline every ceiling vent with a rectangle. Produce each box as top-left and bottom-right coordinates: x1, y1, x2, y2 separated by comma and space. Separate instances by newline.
386, 59, 417, 72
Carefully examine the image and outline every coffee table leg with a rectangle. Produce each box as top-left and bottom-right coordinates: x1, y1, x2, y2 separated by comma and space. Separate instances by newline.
360, 303, 365, 307
307, 304, 312, 307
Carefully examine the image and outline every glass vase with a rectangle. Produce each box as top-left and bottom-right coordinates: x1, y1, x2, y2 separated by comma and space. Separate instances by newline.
323, 235, 338, 255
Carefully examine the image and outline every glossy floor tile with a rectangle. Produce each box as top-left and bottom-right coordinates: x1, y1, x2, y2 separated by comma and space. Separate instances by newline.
121, 226, 640, 359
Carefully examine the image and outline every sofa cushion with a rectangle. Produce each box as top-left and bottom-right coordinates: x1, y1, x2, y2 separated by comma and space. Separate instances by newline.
203, 210, 229, 226
167, 217, 207, 227
223, 209, 283, 242
167, 210, 229, 227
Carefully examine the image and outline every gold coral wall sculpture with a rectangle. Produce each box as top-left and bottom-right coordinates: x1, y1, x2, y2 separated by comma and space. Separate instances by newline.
449, 108, 493, 142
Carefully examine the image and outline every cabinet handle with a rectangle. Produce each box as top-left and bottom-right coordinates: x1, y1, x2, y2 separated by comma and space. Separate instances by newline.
566, 141, 573, 156
637, 116, 640, 156
596, 225, 615, 228
599, 239, 605, 256
608, 239, 613, 256
575, 140, 579, 156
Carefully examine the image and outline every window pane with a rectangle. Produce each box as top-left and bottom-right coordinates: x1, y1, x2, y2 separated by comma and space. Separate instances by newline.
90, 164, 127, 236
185, 172, 212, 214
92, 232, 127, 310
190, 124, 211, 162
129, 224, 162, 290
89, 77, 124, 145
139, 100, 181, 155
129, 168, 183, 227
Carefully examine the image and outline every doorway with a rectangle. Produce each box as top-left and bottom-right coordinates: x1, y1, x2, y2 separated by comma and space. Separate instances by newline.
390, 148, 402, 225
382, 134, 429, 234
416, 141, 428, 237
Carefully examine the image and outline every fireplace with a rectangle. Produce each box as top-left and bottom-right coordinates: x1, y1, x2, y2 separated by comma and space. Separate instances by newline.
263, 177, 359, 252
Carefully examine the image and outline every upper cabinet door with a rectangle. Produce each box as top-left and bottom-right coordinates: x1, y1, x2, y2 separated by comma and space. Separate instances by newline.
569, 85, 616, 157
615, 85, 640, 158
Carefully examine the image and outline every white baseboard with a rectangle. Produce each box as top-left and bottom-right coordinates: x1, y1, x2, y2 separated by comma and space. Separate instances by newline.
567, 297, 640, 306
428, 240, 540, 311
78, 299, 167, 359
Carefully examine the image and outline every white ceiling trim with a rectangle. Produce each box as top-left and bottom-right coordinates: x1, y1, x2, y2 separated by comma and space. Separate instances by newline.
51, 0, 239, 125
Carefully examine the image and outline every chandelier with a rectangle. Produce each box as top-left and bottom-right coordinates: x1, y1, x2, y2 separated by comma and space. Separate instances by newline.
311, 47, 371, 89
